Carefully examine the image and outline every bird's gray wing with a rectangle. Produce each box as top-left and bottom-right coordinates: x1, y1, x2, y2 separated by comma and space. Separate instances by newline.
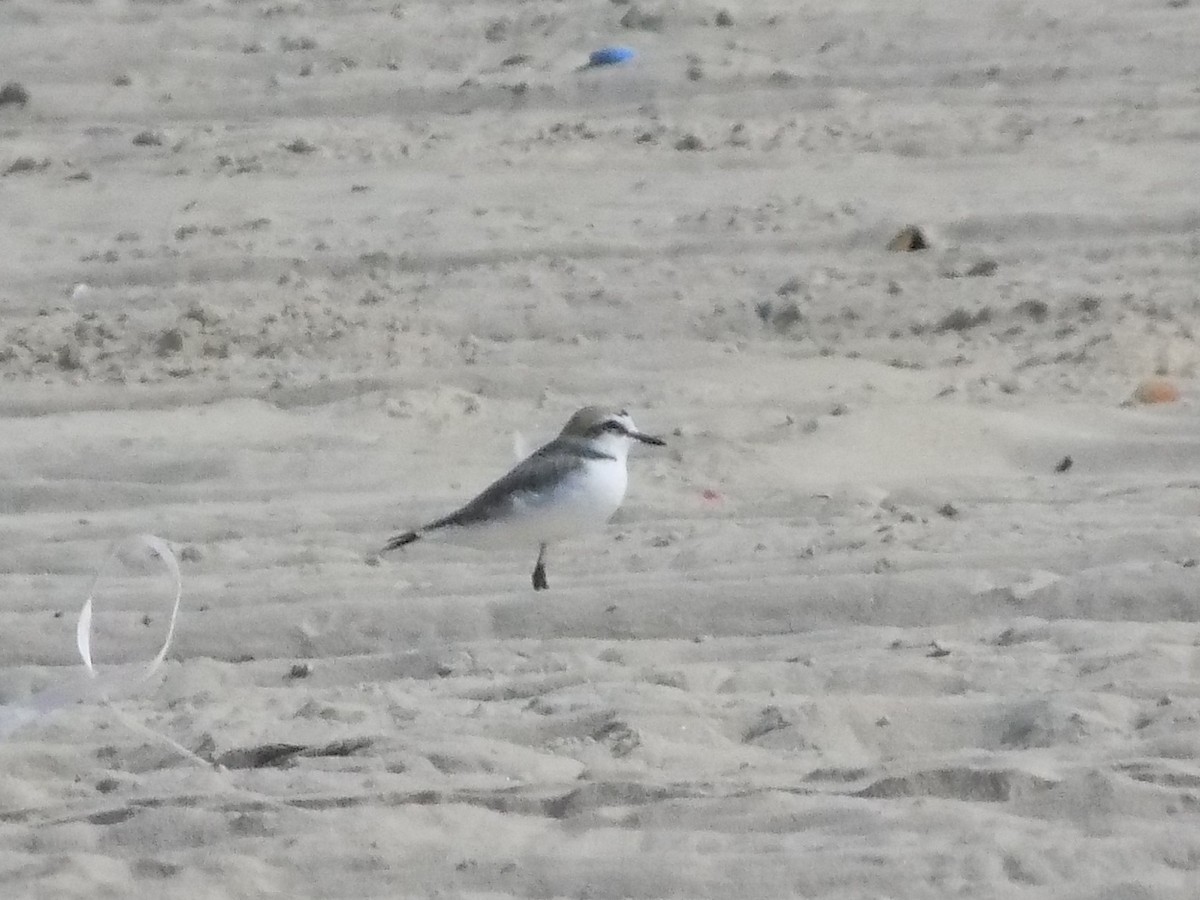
424, 438, 603, 531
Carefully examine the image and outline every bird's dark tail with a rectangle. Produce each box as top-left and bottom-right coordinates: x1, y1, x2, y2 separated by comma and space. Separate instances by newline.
380, 530, 421, 554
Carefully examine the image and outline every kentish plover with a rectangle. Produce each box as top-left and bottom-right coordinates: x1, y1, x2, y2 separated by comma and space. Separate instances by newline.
380, 406, 664, 590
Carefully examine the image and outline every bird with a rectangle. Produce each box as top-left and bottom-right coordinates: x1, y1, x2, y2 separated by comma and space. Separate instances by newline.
379, 406, 665, 590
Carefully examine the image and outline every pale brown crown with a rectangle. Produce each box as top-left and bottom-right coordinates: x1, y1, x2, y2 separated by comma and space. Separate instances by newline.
558, 406, 630, 438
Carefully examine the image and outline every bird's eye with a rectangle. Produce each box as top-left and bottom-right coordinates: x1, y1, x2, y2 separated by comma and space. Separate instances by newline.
602, 420, 626, 434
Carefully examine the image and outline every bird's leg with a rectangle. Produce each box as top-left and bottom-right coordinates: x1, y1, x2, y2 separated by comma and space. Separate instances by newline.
532, 543, 549, 591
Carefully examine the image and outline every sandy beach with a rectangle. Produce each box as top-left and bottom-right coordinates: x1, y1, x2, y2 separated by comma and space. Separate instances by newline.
3, 0, 1200, 896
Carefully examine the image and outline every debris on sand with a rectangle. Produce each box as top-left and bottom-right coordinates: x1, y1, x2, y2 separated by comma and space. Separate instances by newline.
3, 156, 48, 175
580, 45, 637, 70
887, 225, 929, 252
1131, 377, 1180, 405
619, 6, 664, 32
743, 705, 790, 742
0, 81, 30, 107
282, 137, 318, 154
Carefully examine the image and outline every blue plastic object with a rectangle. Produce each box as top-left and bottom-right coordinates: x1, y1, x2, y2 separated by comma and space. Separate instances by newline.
586, 45, 636, 68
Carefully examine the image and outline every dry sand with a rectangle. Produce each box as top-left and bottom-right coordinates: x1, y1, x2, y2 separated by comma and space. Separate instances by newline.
3, 0, 1200, 896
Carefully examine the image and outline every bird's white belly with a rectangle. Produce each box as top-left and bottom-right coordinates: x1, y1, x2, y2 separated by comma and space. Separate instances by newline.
444, 458, 627, 549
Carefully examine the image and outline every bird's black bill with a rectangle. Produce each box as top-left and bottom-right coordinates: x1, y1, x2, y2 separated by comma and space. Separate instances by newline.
633, 432, 666, 446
